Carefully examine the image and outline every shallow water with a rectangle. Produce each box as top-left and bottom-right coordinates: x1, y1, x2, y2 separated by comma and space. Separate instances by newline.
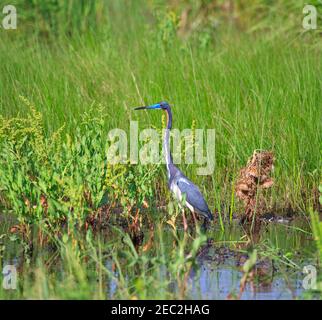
187, 220, 316, 299
103, 218, 316, 300
0, 214, 317, 299
190, 246, 305, 299
155, 218, 316, 300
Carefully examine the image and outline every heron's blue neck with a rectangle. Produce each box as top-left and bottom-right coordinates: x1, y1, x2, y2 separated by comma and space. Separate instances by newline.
164, 108, 175, 179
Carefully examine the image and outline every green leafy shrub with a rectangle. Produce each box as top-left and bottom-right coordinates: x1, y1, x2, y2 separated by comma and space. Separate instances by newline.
0, 97, 158, 233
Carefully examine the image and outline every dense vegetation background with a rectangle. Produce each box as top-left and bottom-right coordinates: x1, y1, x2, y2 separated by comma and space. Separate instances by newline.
1, 0, 320, 212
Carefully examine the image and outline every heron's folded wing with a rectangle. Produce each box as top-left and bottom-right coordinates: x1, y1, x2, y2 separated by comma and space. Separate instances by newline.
176, 178, 210, 214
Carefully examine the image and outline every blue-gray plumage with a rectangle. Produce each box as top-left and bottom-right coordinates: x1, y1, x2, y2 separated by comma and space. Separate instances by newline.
134, 101, 213, 223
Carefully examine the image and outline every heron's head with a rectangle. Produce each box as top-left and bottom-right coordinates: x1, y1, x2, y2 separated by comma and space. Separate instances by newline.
134, 101, 170, 111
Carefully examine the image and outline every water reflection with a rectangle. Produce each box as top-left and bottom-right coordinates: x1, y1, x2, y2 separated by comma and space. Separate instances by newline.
188, 246, 305, 299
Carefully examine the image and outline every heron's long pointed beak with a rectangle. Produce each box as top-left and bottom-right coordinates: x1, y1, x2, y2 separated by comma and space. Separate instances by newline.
134, 106, 148, 110
134, 103, 161, 110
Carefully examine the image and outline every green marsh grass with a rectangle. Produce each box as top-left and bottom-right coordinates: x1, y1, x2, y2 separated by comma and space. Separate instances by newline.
1, 29, 321, 213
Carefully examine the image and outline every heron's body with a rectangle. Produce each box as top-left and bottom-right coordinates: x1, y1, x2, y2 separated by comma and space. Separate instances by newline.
169, 171, 212, 220
135, 101, 213, 222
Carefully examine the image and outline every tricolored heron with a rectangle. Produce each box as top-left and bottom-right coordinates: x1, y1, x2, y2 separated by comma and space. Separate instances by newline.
134, 101, 213, 230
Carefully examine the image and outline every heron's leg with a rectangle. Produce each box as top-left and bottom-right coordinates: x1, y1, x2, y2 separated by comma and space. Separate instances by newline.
182, 209, 188, 232
191, 210, 198, 228
201, 217, 207, 231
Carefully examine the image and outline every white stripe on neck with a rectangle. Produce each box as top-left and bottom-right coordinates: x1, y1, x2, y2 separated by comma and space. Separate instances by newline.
164, 128, 171, 179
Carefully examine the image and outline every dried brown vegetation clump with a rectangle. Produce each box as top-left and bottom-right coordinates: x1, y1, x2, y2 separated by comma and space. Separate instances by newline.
236, 150, 274, 222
